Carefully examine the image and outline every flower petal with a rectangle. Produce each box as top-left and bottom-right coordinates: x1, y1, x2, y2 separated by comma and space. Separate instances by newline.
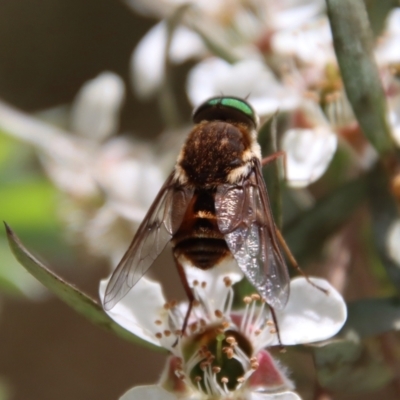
375, 8, 400, 66
271, 18, 334, 67
248, 349, 293, 392
119, 385, 177, 400
250, 391, 302, 400
131, 22, 167, 98
387, 219, 400, 267
274, 277, 347, 345
99, 277, 172, 348
94, 137, 165, 213
132, 22, 204, 98
282, 127, 337, 188
183, 257, 244, 313
70, 72, 125, 140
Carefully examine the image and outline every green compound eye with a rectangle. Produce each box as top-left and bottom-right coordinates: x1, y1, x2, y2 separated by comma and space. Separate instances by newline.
192, 96, 258, 128
207, 97, 255, 119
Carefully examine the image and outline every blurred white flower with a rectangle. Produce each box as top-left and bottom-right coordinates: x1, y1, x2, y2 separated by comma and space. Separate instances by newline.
70, 72, 125, 140
282, 127, 337, 187
375, 8, 400, 68
388, 98, 400, 147
129, 0, 326, 99
0, 72, 167, 266
187, 58, 300, 116
271, 17, 335, 68
120, 382, 302, 400
387, 219, 400, 268
100, 261, 346, 399
281, 101, 337, 187
125, 0, 325, 29
131, 21, 206, 98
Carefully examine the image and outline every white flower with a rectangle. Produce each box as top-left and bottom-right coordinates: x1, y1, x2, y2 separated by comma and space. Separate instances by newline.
70, 72, 125, 140
131, 21, 206, 98
387, 219, 400, 268
281, 100, 337, 187
120, 384, 302, 400
187, 58, 300, 116
129, 0, 327, 99
271, 17, 335, 68
100, 260, 346, 399
375, 8, 400, 68
282, 127, 337, 188
0, 73, 167, 266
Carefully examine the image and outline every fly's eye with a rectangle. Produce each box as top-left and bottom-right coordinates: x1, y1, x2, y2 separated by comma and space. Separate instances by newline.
192, 96, 258, 129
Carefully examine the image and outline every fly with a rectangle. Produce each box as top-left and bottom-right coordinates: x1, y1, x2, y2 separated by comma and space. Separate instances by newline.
103, 96, 291, 337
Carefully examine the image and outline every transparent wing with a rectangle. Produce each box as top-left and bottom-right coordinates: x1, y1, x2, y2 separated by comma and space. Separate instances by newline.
215, 161, 290, 309
103, 172, 194, 310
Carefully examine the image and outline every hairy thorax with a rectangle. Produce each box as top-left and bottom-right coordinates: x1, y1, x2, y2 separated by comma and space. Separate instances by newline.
176, 120, 257, 187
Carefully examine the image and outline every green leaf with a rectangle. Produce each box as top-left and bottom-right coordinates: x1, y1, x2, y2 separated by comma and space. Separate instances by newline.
4, 223, 160, 350
283, 175, 367, 261
313, 338, 393, 393
327, 0, 395, 156
0, 237, 44, 298
342, 297, 400, 338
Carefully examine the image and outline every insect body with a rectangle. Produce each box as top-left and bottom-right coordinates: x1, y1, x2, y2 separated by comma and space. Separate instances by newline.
104, 96, 290, 323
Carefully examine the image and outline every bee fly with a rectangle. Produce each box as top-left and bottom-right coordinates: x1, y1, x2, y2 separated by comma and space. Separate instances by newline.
104, 96, 290, 336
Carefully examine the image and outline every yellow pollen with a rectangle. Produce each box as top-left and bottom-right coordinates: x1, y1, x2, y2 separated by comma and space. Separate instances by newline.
243, 296, 252, 304
270, 328, 277, 334
154, 320, 162, 325
221, 377, 229, 384
215, 309, 223, 318
194, 376, 202, 383
226, 336, 236, 345
266, 320, 275, 326
223, 276, 232, 287
212, 366, 221, 374
201, 281, 207, 288
251, 294, 261, 301
221, 321, 230, 329
193, 280, 199, 286
164, 330, 171, 337
155, 332, 162, 339
237, 377, 245, 383
251, 362, 259, 370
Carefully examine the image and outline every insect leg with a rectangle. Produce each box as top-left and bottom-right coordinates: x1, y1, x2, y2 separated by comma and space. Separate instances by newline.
275, 228, 329, 295
269, 306, 284, 351
174, 258, 195, 343
261, 150, 285, 167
